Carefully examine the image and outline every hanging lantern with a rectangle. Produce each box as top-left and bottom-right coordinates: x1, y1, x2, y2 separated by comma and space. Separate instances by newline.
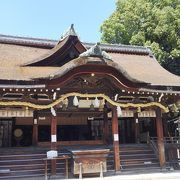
117, 106, 122, 117
94, 97, 100, 108
114, 94, 118, 101
51, 107, 56, 117
73, 96, 79, 106
53, 92, 57, 100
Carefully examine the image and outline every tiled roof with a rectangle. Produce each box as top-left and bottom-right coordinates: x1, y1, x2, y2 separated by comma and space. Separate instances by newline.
0, 34, 150, 55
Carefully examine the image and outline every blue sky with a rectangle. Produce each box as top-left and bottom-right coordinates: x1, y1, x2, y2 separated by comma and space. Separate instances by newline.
0, 0, 116, 42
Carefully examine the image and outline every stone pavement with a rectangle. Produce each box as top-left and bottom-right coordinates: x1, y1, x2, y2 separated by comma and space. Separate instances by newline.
69, 171, 180, 180
9, 171, 180, 180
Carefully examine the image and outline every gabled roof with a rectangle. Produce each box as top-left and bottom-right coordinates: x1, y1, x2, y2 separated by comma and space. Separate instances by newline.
0, 27, 179, 90
21, 24, 86, 66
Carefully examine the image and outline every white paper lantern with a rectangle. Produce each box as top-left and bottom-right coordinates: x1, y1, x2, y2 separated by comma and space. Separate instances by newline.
94, 97, 100, 107
51, 107, 56, 117
53, 92, 57, 100
73, 96, 79, 106
117, 106, 122, 117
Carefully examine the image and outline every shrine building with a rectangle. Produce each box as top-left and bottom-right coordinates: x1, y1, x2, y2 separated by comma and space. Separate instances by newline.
0, 25, 179, 179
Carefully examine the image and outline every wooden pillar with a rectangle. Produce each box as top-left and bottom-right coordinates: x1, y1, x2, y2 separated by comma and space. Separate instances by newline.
134, 112, 140, 143
103, 107, 109, 144
51, 112, 57, 175
112, 106, 121, 171
156, 107, 166, 168
32, 110, 38, 146
51, 115, 57, 150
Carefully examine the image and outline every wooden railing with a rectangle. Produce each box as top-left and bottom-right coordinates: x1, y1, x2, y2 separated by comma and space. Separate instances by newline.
150, 136, 180, 169
150, 137, 180, 144
149, 138, 159, 158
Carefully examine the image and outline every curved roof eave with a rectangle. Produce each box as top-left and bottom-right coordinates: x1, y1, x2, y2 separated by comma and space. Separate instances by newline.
34, 57, 148, 89
21, 35, 87, 67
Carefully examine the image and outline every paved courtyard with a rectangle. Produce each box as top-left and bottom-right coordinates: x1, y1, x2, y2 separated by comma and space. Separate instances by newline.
10, 171, 180, 180
70, 171, 180, 180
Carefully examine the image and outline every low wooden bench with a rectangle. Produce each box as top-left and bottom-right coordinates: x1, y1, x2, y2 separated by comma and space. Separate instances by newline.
43, 155, 71, 180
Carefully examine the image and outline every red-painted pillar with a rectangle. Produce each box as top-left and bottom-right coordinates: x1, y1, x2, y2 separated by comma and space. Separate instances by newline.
112, 106, 121, 171
50, 110, 57, 175
134, 112, 140, 143
156, 108, 166, 168
103, 107, 109, 144
51, 115, 57, 150
32, 110, 38, 146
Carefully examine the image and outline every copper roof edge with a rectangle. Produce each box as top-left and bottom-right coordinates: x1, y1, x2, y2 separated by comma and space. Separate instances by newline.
0, 34, 151, 55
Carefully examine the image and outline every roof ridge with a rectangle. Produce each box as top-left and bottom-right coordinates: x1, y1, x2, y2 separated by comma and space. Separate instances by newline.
84, 42, 147, 50
0, 34, 57, 42
0, 34, 151, 55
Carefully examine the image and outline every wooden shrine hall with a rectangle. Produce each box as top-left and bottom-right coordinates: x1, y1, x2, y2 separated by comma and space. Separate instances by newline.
0, 25, 179, 179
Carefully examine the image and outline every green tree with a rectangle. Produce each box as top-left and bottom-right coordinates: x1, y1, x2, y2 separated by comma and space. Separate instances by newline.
101, 0, 180, 75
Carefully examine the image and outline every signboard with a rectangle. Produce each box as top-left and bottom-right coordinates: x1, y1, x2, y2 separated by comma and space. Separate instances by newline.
0, 109, 33, 117
114, 134, 119, 141
47, 150, 58, 159
51, 135, 57, 142
138, 111, 156, 117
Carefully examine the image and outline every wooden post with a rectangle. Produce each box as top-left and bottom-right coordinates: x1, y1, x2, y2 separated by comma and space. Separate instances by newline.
32, 110, 38, 146
51, 112, 57, 175
112, 106, 121, 171
51, 115, 57, 150
156, 107, 166, 168
134, 112, 140, 143
103, 107, 109, 144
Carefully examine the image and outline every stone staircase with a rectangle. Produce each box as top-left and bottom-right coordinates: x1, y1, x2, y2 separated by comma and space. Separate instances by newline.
0, 147, 70, 179
0, 144, 161, 179
107, 144, 161, 172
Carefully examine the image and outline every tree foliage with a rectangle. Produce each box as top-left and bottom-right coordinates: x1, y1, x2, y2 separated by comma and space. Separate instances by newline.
101, 0, 180, 75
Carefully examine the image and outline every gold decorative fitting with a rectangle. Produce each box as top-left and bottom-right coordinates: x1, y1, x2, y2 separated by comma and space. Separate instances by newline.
0, 92, 169, 113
